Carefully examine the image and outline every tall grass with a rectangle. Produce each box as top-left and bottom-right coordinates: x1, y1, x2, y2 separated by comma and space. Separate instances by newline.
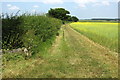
2, 12, 62, 55
70, 22, 118, 52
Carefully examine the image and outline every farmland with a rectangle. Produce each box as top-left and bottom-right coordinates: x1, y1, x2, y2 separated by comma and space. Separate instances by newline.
1, 1, 119, 78
1, 10, 118, 78
2, 23, 118, 78
70, 22, 118, 52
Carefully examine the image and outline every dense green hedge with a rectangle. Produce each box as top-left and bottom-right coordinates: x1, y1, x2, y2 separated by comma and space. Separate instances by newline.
2, 13, 62, 54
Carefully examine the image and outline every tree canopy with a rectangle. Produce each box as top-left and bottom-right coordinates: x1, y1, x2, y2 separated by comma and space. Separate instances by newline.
71, 16, 79, 22
48, 8, 79, 22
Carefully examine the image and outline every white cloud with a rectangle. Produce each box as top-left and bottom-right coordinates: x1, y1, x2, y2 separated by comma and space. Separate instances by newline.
74, 0, 97, 3
1, 0, 119, 2
7, 4, 20, 10
7, 4, 12, 7
78, 4, 86, 8
73, 0, 112, 8
93, 1, 110, 7
102, 1, 110, 6
2, 0, 64, 4
33, 5, 39, 8
8, 6, 20, 10
92, 3, 100, 6
2, 0, 119, 9
42, 0, 63, 4
73, 0, 97, 8
31, 9, 36, 12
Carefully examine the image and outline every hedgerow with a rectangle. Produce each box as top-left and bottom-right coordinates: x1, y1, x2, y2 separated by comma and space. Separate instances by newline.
2, 13, 62, 55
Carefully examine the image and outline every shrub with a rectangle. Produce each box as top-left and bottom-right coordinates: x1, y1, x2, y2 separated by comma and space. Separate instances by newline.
2, 13, 62, 55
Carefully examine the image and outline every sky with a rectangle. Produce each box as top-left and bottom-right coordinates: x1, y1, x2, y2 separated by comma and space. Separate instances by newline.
1, 0, 119, 19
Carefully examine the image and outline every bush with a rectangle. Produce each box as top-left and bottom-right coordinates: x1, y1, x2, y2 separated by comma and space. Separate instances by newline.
2, 13, 25, 49
2, 13, 62, 55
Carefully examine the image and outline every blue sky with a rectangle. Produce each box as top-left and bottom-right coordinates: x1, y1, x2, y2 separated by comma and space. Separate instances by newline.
1, 0, 119, 19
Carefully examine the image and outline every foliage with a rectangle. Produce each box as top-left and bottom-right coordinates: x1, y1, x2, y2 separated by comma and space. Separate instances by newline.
2, 13, 25, 49
2, 13, 62, 55
3, 25, 118, 78
3, 52, 25, 62
48, 8, 70, 20
71, 16, 79, 22
48, 8, 79, 22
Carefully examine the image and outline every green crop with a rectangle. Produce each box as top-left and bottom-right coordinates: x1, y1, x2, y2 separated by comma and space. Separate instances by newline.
70, 22, 118, 52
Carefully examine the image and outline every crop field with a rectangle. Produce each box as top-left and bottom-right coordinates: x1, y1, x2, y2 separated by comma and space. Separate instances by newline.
70, 22, 118, 52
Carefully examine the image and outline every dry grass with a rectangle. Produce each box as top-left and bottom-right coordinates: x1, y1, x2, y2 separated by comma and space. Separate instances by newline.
2, 24, 118, 78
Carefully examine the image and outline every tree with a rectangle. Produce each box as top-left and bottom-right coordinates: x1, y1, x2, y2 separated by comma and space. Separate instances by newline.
71, 16, 79, 22
48, 8, 70, 20
48, 8, 79, 22
65, 15, 73, 21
